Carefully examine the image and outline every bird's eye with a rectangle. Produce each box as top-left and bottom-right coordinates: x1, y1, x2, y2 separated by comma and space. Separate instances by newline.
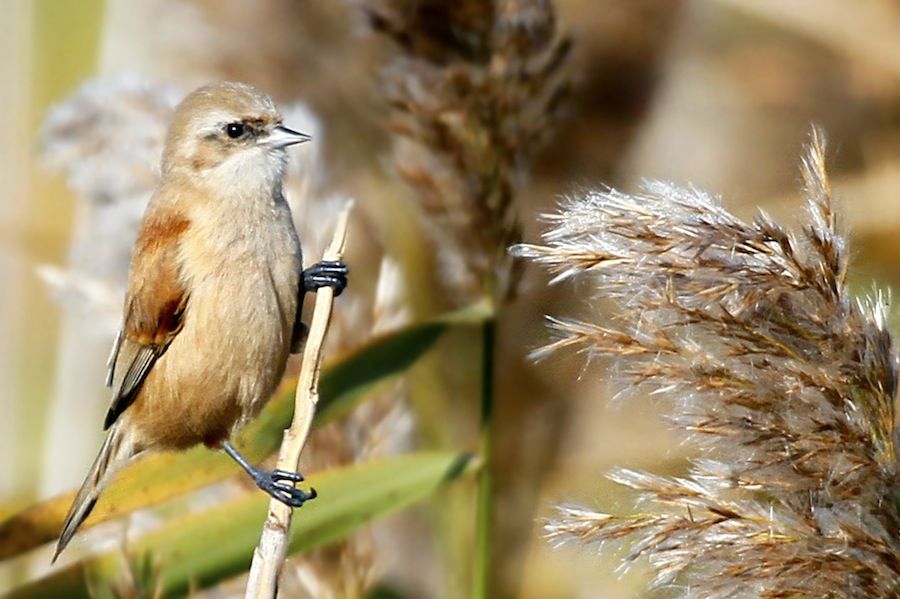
225, 123, 245, 139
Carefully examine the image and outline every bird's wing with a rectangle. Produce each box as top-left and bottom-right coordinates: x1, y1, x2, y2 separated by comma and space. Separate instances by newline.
104, 214, 190, 430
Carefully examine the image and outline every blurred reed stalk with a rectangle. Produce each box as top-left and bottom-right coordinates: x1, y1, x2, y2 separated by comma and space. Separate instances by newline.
514, 131, 900, 597
366, 1, 569, 595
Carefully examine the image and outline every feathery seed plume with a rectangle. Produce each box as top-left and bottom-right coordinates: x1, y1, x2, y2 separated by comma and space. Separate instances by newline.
514, 130, 900, 598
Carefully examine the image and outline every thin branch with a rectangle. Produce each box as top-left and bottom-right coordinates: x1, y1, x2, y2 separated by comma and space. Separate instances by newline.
244, 201, 354, 598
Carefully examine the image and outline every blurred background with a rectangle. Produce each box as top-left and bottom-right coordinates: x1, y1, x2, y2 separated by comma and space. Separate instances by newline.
3, 1, 900, 597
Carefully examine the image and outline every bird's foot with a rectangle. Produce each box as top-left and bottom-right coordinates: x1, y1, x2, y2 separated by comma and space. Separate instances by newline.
222, 441, 316, 508
302, 260, 348, 296
251, 468, 317, 508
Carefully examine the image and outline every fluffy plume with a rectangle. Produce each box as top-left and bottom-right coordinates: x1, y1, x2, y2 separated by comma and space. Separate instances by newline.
41, 74, 180, 205
367, 0, 571, 301
514, 131, 900, 597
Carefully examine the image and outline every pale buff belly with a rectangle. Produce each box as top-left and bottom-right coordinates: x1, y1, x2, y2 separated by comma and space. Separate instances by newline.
127, 266, 298, 450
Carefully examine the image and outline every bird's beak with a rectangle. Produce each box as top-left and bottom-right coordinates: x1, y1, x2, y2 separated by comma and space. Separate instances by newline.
265, 125, 311, 148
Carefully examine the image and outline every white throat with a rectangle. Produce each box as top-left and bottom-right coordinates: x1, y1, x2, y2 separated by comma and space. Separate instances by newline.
203, 146, 287, 201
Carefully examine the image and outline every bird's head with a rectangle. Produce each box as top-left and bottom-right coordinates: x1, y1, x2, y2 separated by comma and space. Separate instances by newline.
161, 81, 309, 190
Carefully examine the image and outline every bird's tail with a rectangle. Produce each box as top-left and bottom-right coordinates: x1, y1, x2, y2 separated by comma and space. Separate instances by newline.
53, 425, 136, 562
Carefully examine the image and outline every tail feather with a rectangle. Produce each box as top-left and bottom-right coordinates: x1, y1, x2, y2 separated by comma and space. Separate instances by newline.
53, 426, 134, 562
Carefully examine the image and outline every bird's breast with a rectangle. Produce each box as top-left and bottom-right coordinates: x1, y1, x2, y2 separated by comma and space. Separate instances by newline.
155, 198, 302, 432
182, 203, 301, 333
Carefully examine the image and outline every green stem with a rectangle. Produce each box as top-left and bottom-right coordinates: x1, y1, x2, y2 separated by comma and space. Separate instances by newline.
473, 317, 496, 599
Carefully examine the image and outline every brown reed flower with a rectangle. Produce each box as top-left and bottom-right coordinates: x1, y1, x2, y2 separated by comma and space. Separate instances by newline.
513, 130, 900, 597
367, 0, 571, 302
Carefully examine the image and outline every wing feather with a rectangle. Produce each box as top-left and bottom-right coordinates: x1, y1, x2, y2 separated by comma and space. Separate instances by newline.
104, 342, 161, 429
105, 330, 122, 387
103, 211, 190, 430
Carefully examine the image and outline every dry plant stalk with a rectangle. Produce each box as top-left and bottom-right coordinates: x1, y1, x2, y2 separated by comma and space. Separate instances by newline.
244, 202, 353, 599
514, 131, 900, 597
282, 257, 414, 599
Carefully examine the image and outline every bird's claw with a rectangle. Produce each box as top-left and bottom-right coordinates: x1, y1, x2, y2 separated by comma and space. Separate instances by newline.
271, 469, 304, 482
253, 468, 316, 508
302, 260, 348, 296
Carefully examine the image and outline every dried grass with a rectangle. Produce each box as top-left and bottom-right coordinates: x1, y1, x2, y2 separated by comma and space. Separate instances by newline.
514, 130, 900, 597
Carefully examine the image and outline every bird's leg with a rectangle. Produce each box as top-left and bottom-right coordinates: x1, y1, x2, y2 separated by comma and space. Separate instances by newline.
222, 441, 316, 508
302, 260, 348, 296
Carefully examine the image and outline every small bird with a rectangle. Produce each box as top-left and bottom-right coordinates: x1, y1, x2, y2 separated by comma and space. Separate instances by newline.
54, 82, 347, 560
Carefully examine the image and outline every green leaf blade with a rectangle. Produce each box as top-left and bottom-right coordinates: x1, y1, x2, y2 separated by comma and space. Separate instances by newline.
6, 452, 475, 599
0, 303, 489, 561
